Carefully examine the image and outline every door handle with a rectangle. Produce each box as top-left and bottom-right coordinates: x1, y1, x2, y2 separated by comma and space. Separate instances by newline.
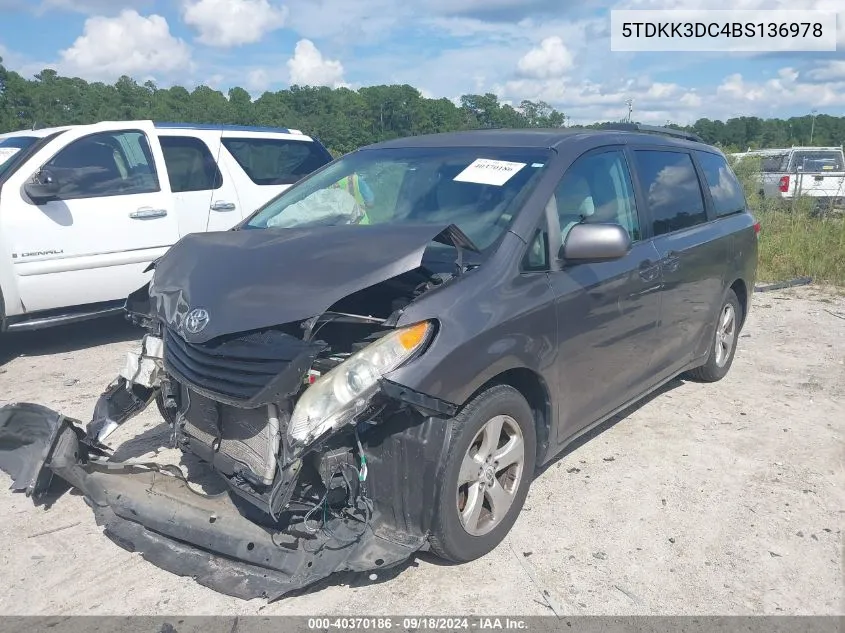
662, 250, 681, 272
129, 207, 167, 219
210, 200, 236, 211
638, 259, 660, 282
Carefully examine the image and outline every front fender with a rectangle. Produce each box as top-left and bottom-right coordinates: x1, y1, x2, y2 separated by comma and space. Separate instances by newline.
383, 233, 557, 409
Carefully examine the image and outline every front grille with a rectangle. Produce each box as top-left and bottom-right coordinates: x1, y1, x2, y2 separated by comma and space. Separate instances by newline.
163, 327, 311, 404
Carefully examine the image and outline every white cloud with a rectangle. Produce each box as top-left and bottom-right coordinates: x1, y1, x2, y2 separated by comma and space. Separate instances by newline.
0, 43, 51, 79
182, 0, 287, 47
516, 36, 573, 79
246, 69, 271, 92
206, 73, 225, 89
58, 10, 192, 82
494, 73, 706, 125
282, 0, 408, 45
286, 39, 345, 87
679, 92, 702, 108
715, 68, 845, 114
808, 60, 845, 82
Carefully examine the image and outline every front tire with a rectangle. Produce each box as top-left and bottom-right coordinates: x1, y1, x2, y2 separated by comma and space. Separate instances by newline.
155, 391, 176, 425
429, 384, 536, 562
685, 288, 742, 383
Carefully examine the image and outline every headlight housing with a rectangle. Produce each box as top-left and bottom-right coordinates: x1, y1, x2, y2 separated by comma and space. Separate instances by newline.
287, 320, 434, 446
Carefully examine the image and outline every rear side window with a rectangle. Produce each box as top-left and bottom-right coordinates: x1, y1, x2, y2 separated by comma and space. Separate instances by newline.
159, 136, 222, 192
761, 154, 789, 172
44, 129, 160, 200
222, 137, 332, 185
696, 151, 747, 217
633, 150, 706, 237
789, 150, 845, 172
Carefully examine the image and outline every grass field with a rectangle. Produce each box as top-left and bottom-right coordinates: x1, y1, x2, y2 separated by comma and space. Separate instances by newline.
731, 156, 845, 286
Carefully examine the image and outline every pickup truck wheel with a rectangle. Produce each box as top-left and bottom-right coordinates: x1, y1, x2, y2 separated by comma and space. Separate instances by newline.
429, 384, 536, 563
685, 289, 742, 383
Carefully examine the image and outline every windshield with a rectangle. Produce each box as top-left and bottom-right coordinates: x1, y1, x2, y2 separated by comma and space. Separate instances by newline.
244, 146, 552, 250
0, 136, 38, 177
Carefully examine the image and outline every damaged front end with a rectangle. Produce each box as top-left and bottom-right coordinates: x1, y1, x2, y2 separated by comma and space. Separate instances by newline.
0, 223, 474, 601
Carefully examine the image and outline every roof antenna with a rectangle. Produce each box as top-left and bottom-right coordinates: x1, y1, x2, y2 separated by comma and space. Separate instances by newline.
31, 121, 37, 131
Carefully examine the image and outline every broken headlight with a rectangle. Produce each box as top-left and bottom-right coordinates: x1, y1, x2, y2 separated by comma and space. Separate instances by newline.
288, 321, 434, 446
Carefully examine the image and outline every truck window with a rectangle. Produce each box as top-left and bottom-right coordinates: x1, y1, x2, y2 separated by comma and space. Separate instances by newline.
695, 151, 747, 217
0, 136, 38, 177
789, 150, 845, 172
222, 138, 332, 185
44, 130, 160, 200
633, 150, 707, 236
159, 136, 223, 192
761, 154, 789, 172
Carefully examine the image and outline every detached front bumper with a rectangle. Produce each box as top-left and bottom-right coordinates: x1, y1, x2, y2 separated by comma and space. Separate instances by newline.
0, 404, 425, 601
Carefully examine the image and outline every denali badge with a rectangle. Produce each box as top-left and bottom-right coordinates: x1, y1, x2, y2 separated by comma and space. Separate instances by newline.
184, 308, 210, 334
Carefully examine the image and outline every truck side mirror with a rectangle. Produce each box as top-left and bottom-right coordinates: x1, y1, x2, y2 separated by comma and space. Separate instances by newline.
24, 169, 61, 204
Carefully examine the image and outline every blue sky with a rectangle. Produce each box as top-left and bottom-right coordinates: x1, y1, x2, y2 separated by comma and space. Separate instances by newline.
0, 0, 843, 124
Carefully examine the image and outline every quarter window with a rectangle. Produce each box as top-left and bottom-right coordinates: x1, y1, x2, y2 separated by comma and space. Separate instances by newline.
554, 150, 641, 242
695, 151, 747, 217
159, 136, 223, 192
523, 229, 549, 271
633, 150, 706, 236
44, 130, 159, 199
222, 138, 332, 185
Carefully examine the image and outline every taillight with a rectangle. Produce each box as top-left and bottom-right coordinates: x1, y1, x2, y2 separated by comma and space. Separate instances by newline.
779, 175, 790, 192
753, 222, 761, 235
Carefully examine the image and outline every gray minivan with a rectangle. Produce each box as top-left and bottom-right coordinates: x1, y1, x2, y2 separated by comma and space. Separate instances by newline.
0, 124, 758, 600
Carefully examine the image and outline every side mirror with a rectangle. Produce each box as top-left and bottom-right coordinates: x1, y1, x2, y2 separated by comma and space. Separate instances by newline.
24, 169, 60, 204
559, 223, 631, 263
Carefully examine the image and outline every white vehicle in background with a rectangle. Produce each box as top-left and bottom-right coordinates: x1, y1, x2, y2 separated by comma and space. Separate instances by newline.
733, 146, 845, 212
0, 120, 334, 332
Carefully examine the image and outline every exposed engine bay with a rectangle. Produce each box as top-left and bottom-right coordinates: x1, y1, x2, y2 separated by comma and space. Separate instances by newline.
0, 222, 478, 601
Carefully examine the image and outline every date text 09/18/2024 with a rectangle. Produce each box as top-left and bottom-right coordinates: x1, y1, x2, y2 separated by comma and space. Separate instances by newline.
307, 618, 529, 630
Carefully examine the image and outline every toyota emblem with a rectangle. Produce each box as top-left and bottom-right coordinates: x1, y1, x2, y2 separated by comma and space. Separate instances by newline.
184, 308, 210, 334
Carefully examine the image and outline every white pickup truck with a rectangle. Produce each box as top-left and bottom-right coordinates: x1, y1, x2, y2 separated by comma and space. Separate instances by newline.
0, 120, 333, 332
734, 146, 845, 212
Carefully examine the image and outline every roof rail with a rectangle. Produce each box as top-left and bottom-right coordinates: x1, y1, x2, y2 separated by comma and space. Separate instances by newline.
604, 122, 703, 143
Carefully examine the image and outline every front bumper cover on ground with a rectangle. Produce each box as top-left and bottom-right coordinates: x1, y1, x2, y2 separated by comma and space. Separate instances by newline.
0, 403, 425, 601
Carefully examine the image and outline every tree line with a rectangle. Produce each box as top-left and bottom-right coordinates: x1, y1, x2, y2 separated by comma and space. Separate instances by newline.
1, 60, 843, 155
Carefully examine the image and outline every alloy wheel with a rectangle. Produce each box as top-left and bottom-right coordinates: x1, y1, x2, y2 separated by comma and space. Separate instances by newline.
714, 303, 737, 368
456, 414, 525, 537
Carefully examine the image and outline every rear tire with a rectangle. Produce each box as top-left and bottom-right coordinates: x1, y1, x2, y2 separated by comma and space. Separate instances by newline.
685, 289, 742, 383
429, 384, 536, 562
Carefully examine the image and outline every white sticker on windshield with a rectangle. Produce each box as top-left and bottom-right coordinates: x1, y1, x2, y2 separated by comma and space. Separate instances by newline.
0, 147, 20, 163
453, 158, 526, 186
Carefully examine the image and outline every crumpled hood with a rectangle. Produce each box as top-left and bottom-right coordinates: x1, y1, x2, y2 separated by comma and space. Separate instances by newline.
150, 223, 476, 343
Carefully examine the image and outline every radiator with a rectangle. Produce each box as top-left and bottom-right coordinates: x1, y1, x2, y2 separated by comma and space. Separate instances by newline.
180, 389, 283, 486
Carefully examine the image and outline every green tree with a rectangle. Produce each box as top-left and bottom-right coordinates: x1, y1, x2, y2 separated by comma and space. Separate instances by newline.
2, 59, 843, 155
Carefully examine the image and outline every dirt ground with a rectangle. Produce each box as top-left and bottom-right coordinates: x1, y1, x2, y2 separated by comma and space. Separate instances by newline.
0, 285, 842, 616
